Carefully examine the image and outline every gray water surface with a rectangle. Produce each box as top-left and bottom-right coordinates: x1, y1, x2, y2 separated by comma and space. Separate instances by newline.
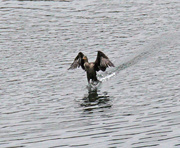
0, 0, 180, 147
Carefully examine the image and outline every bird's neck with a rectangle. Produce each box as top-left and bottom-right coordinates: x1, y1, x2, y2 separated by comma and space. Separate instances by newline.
84, 59, 88, 63
84, 62, 90, 71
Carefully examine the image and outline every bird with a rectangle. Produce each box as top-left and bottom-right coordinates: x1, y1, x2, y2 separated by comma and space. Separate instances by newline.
68, 51, 115, 83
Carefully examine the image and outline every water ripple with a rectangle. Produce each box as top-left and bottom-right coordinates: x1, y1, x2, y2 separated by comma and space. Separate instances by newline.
0, 0, 180, 147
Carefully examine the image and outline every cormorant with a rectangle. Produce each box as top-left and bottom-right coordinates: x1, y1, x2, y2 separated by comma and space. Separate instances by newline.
68, 51, 115, 83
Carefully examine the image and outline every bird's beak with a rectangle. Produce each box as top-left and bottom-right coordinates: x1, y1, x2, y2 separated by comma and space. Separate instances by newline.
82, 56, 86, 60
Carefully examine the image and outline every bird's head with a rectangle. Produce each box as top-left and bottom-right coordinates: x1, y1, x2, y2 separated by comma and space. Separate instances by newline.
82, 56, 88, 62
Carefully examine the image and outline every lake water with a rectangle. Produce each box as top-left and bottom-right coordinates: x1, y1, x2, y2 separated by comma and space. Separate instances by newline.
0, 0, 180, 147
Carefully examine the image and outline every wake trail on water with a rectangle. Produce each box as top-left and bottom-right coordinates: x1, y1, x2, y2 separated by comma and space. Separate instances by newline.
98, 32, 180, 82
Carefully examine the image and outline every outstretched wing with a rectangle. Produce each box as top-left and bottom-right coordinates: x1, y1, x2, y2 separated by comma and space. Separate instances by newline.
68, 52, 85, 70
94, 51, 114, 71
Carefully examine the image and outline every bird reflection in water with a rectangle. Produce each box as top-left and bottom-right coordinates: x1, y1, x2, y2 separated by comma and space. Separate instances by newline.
81, 87, 112, 112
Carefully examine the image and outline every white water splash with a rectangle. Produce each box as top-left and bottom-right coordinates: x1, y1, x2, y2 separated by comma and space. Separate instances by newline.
99, 72, 116, 82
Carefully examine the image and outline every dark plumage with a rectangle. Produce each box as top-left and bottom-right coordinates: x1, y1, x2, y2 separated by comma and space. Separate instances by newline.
68, 51, 115, 83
